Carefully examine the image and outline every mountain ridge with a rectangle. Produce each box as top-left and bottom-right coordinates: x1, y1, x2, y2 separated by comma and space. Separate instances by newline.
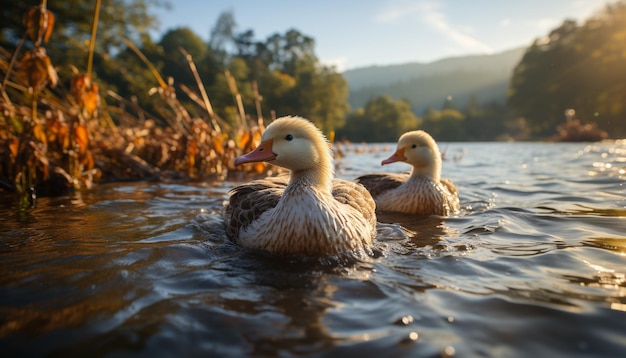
343, 47, 526, 113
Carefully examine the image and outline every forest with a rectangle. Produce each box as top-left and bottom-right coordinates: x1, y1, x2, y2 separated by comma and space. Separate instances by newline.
0, 0, 624, 205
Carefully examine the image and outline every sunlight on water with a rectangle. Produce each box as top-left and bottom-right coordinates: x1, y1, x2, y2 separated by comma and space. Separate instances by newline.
0, 141, 625, 357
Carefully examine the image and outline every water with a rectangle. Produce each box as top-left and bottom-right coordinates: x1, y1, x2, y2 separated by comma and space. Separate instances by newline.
1, 141, 625, 357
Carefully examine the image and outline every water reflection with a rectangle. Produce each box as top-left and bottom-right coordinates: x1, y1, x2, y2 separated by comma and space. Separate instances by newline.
1, 142, 626, 357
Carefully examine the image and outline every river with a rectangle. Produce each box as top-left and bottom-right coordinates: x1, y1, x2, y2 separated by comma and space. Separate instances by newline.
1, 141, 625, 357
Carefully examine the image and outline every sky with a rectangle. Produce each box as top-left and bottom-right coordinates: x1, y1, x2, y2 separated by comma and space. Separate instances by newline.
150, 0, 608, 72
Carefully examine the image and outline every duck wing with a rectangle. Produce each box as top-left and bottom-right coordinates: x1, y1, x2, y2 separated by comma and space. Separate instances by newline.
224, 175, 289, 240
356, 172, 408, 197
332, 179, 377, 226
440, 178, 459, 197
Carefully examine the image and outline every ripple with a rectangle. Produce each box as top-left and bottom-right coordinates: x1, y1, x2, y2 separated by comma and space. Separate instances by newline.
3, 142, 626, 357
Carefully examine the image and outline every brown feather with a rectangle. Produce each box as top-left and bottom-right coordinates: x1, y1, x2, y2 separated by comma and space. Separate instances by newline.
224, 175, 288, 240
356, 130, 460, 216
356, 172, 407, 197
222, 116, 377, 257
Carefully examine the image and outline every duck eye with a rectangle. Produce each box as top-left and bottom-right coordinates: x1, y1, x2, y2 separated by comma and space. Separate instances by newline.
285, 134, 294, 141
411, 144, 417, 149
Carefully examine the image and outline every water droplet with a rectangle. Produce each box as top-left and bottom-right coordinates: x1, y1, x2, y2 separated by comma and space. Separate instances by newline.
394, 315, 414, 325
442, 345, 456, 357
399, 331, 419, 345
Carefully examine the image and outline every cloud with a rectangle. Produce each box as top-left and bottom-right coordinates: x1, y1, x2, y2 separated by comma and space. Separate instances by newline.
375, 3, 422, 23
419, 1, 493, 53
524, 17, 561, 32
321, 56, 349, 72
376, 0, 493, 54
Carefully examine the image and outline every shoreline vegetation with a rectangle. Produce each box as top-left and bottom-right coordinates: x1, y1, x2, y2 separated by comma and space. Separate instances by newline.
0, 2, 620, 208
1, 1, 273, 208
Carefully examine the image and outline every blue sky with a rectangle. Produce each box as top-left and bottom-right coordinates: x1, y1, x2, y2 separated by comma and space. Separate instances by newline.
151, 0, 607, 71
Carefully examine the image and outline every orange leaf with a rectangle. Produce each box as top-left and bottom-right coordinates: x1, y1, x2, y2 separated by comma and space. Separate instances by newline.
9, 138, 18, 157
82, 84, 100, 116
212, 133, 228, 155
23, 5, 55, 46
17, 48, 57, 91
58, 123, 69, 149
33, 123, 47, 144
188, 138, 198, 157
71, 74, 100, 116
253, 162, 265, 174
74, 125, 89, 155
82, 150, 95, 170
238, 132, 250, 149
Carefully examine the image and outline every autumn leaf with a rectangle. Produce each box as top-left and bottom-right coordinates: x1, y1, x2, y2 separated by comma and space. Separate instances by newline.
212, 133, 228, 155
9, 138, 19, 157
23, 5, 55, 46
82, 150, 95, 170
74, 125, 89, 155
33, 122, 47, 144
71, 74, 100, 117
58, 123, 69, 149
238, 132, 250, 149
17, 48, 58, 91
253, 162, 265, 174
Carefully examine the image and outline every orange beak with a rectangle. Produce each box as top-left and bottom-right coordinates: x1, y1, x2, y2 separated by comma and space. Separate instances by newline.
381, 147, 406, 166
234, 139, 276, 166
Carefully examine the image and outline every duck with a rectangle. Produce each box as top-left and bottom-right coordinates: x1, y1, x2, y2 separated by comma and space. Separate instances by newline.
356, 130, 460, 216
224, 116, 376, 258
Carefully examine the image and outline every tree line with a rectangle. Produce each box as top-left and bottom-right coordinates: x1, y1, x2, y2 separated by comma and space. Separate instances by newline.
1, 0, 624, 142
508, 1, 626, 138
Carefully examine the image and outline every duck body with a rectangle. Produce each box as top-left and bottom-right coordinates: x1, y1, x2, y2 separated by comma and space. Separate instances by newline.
357, 130, 460, 216
224, 116, 376, 258
357, 172, 459, 216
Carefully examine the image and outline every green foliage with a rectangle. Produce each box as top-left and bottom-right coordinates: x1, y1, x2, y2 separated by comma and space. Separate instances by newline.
508, 1, 626, 138
463, 99, 511, 141
1, 0, 163, 77
6, 1, 620, 145
420, 107, 465, 141
338, 95, 420, 142
1, 3, 350, 135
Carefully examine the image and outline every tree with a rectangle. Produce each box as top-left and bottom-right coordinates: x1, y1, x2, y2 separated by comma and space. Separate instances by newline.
158, 27, 210, 91
208, 11, 237, 66
339, 95, 420, 142
508, 1, 626, 138
247, 29, 348, 131
463, 100, 509, 141
1, 0, 164, 80
420, 107, 465, 141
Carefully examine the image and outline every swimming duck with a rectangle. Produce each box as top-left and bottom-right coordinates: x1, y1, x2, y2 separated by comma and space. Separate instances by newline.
356, 130, 460, 216
224, 116, 376, 258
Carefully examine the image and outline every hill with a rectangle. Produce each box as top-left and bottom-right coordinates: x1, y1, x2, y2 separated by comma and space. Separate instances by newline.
343, 47, 526, 113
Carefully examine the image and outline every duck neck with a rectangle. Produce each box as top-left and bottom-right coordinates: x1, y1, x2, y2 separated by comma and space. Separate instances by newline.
289, 161, 333, 193
410, 159, 441, 181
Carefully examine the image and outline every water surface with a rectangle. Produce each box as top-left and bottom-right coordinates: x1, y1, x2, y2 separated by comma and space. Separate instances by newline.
1, 141, 625, 357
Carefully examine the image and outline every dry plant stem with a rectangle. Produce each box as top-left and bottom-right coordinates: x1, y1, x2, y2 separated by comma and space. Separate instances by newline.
224, 70, 246, 128
122, 38, 188, 134
178, 84, 231, 132
179, 47, 222, 134
107, 90, 151, 124
252, 80, 265, 130
1, 33, 27, 107
122, 38, 168, 89
87, 0, 101, 79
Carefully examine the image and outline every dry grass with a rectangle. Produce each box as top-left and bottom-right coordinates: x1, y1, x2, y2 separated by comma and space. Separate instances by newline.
0, 1, 270, 208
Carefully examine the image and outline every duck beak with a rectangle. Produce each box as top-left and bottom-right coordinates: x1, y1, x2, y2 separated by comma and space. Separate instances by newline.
381, 147, 406, 166
234, 139, 276, 166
